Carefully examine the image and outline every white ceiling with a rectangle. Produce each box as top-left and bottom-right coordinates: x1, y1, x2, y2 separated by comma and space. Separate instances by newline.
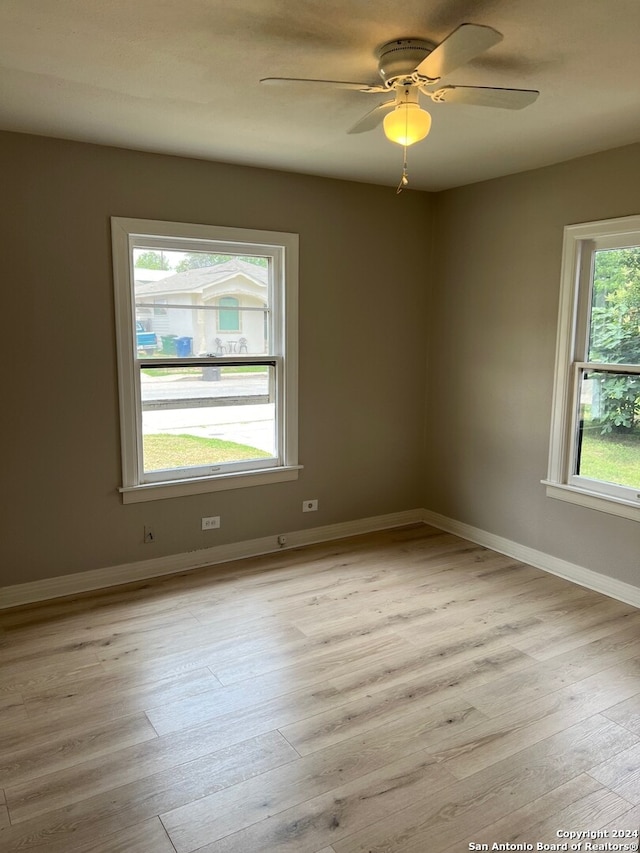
2, 0, 640, 191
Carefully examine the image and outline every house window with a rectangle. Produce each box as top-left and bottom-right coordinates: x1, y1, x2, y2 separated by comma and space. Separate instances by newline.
111, 217, 299, 503
218, 296, 240, 331
545, 215, 640, 520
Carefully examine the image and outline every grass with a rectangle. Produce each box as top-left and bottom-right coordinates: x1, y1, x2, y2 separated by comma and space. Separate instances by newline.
578, 429, 640, 487
141, 366, 267, 378
141, 367, 200, 377
143, 433, 270, 470
220, 366, 268, 375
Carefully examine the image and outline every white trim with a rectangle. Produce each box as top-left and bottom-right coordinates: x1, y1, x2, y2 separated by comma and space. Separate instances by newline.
0, 510, 424, 609
546, 226, 583, 483
546, 214, 640, 518
120, 465, 302, 503
421, 509, 640, 609
562, 214, 640, 245
111, 218, 299, 500
112, 217, 140, 489
543, 481, 640, 522
5, 508, 638, 611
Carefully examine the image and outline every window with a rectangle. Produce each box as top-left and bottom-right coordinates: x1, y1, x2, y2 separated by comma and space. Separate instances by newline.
111, 218, 299, 503
218, 296, 240, 331
545, 215, 640, 520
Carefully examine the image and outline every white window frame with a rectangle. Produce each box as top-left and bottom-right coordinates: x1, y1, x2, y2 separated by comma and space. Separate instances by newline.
111, 217, 300, 504
544, 214, 640, 521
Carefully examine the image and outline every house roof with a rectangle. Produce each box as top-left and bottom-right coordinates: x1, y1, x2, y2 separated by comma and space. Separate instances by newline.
135, 258, 268, 297
134, 268, 175, 285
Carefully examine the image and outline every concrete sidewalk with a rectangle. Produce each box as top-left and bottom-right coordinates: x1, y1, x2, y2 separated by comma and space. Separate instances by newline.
142, 402, 276, 455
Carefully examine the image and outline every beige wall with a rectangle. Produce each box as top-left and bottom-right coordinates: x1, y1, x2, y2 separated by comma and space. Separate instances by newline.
428, 143, 640, 587
1, 131, 432, 586
2, 129, 639, 594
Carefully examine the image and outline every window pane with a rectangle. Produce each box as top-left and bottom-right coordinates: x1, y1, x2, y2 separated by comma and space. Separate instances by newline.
141, 365, 276, 474
134, 249, 270, 357
589, 248, 640, 365
575, 369, 640, 488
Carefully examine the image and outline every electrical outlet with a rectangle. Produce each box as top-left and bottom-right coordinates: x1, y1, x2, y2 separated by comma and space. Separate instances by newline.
144, 525, 155, 544
303, 499, 318, 512
202, 516, 220, 530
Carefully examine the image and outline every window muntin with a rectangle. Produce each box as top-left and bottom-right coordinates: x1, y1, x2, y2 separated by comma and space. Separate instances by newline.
112, 219, 298, 501
546, 216, 640, 517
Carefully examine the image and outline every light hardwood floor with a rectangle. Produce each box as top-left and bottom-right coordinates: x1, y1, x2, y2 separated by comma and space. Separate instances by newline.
1, 524, 639, 852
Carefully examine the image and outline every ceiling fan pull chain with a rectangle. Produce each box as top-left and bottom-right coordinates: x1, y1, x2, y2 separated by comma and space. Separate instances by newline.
397, 145, 410, 194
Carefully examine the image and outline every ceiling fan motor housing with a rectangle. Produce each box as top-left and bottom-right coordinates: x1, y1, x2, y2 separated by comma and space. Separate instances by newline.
376, 38, 434, 84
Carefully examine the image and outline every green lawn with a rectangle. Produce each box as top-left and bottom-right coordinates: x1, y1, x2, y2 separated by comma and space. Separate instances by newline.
143, 433, 270, 470
578, 429, 640, 487
141, 366, 267, 378
220, 366, 268, 375
141, 367, 201, 377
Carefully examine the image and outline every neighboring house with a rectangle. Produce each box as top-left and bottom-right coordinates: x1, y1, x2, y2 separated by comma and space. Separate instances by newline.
134, 258, 268, 355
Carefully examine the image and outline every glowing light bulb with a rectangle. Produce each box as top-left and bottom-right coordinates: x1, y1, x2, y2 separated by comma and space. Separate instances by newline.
383, 103, 432, 146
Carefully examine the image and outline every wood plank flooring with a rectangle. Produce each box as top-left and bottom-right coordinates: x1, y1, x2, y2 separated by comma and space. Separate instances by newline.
1, 524, 639, 852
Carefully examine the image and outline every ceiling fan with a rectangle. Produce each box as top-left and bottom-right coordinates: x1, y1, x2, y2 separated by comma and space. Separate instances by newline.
261, 23, 539, 151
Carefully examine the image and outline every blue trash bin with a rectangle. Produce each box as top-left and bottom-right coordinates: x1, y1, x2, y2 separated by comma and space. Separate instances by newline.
176, 337, 193, 357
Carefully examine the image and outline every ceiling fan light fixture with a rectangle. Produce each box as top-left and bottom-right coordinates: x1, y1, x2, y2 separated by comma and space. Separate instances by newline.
383, 103, 431, 146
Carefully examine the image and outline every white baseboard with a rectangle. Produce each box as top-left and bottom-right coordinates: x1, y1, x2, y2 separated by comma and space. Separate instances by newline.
421, 509, 640, 609
4, 507, 638, 610
0, 509, 424, 609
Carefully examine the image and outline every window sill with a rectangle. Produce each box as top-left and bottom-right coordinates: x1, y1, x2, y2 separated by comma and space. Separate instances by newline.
120, 465, 302, 504
542, 480, 640, 522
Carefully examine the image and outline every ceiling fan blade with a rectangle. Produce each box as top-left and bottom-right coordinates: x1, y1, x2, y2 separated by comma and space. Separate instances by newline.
432, 85, 539, 109
348, 101, 396, 134
416, 23, 503, 80
260, 77, 386, 93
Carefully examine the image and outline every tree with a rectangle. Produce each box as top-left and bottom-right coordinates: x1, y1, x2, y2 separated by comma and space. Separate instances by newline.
134, 251, 171, 270
589, 248, 640, 433
175, 253, 268, 272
